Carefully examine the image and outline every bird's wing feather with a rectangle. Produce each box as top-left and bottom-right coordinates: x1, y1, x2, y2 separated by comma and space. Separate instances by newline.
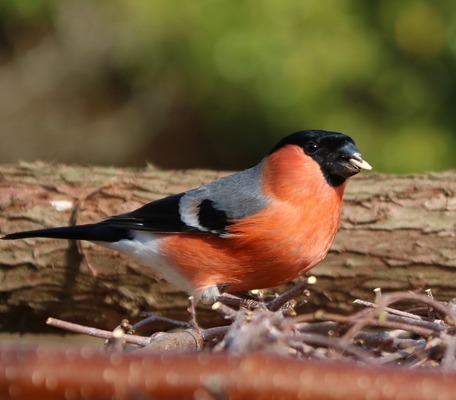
105, 161, 269, 235
105, 193, 201, 233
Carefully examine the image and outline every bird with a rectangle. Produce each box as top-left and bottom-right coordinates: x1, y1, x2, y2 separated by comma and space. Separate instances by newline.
3, 130, 371, 303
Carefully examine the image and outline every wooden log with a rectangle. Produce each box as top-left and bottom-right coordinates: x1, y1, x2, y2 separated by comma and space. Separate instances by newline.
0, 162, 454, 332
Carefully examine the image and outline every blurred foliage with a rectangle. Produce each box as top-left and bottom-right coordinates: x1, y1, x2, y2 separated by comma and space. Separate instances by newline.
0, 0, 455, 172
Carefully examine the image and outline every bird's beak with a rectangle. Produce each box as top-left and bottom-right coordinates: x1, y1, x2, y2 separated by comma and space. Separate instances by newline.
349, 154, 372, 171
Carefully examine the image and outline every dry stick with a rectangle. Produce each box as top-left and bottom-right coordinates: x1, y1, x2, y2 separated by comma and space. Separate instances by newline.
384, 313, 442, 333
217, 293, 261, 309
133, 313, 190, 333
293, 310, 440, 355
47, 286, 454, 363
354, 330, 426, 353
340, 310, 436, 348
291, 311, 439, 363
351, 302, 442, 334
47, 317, 151, 346
284, 332, 376, 365
212, 301, 238, 321
288, 340, 329, 360
355, 297, 447, 328
341, 314, 394, 349
342, 291, 454, 347
267, 277, 314, 311
294, 320, 343, 335
295, 323, 436, 368
287, 308, 371, 330
218, 279, 314, 312
201, 326, 230, 344
426, 288, 436, 322
376, 292, 456, 323
354, 299, 424, 320
369, 319, 437, 339
410, 337, 445, 368
47, 317, 228, 352
377, 346, 431, 367
405, 342, 443, 369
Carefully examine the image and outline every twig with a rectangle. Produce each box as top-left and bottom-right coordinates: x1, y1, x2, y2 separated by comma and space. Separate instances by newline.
133, 313, 190, 335
354, 299, 424, 320
289, 332, 376, 364
267, 276, 315, 311
202, 326, 230, 346
217, 293, 261, 309
46, 284, 456, 370
47, 317, 151, 346
212, 301, 238, 321
426, 288, 436, 322
376, 292, 456, 323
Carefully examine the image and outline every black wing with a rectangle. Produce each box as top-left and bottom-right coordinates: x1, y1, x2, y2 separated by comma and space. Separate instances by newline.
105, 193, 231, 234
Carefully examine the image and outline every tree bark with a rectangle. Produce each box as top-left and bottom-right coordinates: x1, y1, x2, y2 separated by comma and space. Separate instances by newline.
0, 162, 455, 332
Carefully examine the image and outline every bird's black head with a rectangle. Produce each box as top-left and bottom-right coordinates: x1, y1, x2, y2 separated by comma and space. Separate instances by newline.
270, 130, 371, 187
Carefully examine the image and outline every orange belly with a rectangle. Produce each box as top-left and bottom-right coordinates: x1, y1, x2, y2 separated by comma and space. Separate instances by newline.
160, 195, 342, 293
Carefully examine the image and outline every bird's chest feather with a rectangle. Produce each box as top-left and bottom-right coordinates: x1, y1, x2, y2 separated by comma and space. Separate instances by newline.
161, 148, 346, 292
228, 180, 344, 282
255, 145, 346, 268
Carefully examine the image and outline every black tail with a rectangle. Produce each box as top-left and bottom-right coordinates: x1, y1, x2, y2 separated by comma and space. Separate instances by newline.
2, 223, 131, 242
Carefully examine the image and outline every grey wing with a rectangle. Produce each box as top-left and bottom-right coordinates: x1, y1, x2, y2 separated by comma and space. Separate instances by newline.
179, 159, 269, 234
107, 160, 268, 235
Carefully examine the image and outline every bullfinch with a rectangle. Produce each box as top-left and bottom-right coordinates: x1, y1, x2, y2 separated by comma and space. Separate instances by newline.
3, 130, 371, 303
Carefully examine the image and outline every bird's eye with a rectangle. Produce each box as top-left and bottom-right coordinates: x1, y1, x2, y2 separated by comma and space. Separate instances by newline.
304, 142, 318, 154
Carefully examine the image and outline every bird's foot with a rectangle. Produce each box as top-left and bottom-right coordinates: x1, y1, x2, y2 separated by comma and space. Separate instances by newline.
187, 295, 199, 329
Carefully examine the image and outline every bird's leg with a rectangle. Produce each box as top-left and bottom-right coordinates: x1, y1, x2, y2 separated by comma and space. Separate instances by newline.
187, 296, 199, 328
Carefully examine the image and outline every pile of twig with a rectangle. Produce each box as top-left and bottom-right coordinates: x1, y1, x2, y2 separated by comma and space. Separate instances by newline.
47, 277, 456, 369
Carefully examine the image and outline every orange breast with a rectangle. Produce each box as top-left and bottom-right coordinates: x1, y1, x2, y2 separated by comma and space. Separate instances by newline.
161, 145, 346, 294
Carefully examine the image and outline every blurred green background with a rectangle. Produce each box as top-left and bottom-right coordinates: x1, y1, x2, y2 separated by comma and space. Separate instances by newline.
0, 0, 455, 172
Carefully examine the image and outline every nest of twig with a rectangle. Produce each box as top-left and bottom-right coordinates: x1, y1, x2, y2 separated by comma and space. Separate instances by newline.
47, 278, 456, 369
